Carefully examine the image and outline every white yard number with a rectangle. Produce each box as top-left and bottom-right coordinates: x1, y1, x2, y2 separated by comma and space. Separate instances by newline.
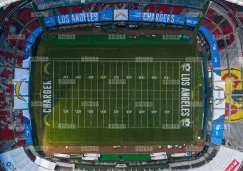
127, 110, 132, 114
139, 110, 145, 114
138, 76, 145, 80
151, 110, 158, 114
100, 76, 106, 79
75, 75, 81, 79
164, 76, 169, 80
126, 76, 132, 79
88, 76, 94, 79
114, 110, 119, 114
114, 76, 119, 79
152, 76, 158, 80
164, 110, 170, 114
63, 109, 69, 113
88, 110, 94, 114
100, 110, 106, 114
63, 75, 68, 79
75, 110, 81, 114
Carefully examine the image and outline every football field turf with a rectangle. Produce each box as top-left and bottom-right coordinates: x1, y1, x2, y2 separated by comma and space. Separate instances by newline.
31, 35, 203, 146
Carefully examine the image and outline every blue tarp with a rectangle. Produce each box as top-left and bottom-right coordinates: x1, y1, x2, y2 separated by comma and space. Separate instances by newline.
199, 26, 211, 37
129, 10, 142, 21
211, 123, 224, 137
24, 123, 32, 144
211, 53, 220, 67
207, 33, 215, 43
100, 10, 113, 21
213, 70, 221, 76
26, 34, 36, 44
211, 137, 222, 145
32, 27, 43, 38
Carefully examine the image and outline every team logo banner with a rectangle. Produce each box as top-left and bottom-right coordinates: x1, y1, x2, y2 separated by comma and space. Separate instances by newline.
87, 12, 99, 22
56, 14, 71, 25
43, 16, 56, 27
142, 12, 155, 22
129, 10, 142, 21
174, 15, 185, 25
114, 9, 128, 21
185, 17, 198, 27
71, 12, 86, 23
155, 13, 174, 23
100, 10, 113, 21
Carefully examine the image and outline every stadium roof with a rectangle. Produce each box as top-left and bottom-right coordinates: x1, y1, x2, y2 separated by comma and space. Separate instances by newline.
225, 0, 243, 6
0, 0, 20, 8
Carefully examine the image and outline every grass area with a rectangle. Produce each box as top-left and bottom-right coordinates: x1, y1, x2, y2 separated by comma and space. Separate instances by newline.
31, 33, 203, 146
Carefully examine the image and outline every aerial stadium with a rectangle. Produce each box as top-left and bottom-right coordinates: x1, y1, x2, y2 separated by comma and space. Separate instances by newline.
0, 0, 243, 170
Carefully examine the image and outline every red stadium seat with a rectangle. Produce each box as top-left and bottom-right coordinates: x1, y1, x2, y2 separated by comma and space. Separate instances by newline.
143, 4, 155, 12
57, 7, 69, 14
15, 9, 33, 24
157, 4, 170, 13
100, 3, 113, 10
71, 5, 86, 13
0, 127, 14, 140
221, 23, 233, 35
202, 19, 216, 31
130, 3, 139, 9
87, 4, 99, 12
206, 8, 216, 21
27, 21, 40, 32
172, 6, 184, 15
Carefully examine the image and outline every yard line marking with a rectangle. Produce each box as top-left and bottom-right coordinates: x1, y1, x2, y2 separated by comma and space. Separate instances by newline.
172, 62, 174, 125
153, 62, 155, 128
78, 61, 80, 127
65, 61, 67, 125
103, 62, 105, 128
58, 62, 61, 125
59, 97, 178, 100
72, 61, 74, 124
122, 61, 124, 124
178, 62, 180, 125
141, 62, 142, 127
116, 62, 118, 124
84, 62, 86, 127
147, 62, 149, 128
53, 61, 55, 128
159, 62, 161, 128
109, 62, 111, 125
166, 62, 167, 127
90, 62, 93, 127
40, 61, 43, 129
134, 62, 136, 127
128, 63, 130, 128
97, 62, 99, 127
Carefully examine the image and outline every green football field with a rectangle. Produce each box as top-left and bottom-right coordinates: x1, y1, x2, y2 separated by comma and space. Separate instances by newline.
31, 34, 203, 146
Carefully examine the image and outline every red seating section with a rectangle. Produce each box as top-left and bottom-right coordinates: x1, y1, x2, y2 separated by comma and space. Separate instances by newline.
57, 7, 69, 14
172, 6, 184, 15
15, 9, 33, 24
143, 4, 155, 12
87, 4, 99, 12
71, 5, 86, 13
157, 4, 170, 13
